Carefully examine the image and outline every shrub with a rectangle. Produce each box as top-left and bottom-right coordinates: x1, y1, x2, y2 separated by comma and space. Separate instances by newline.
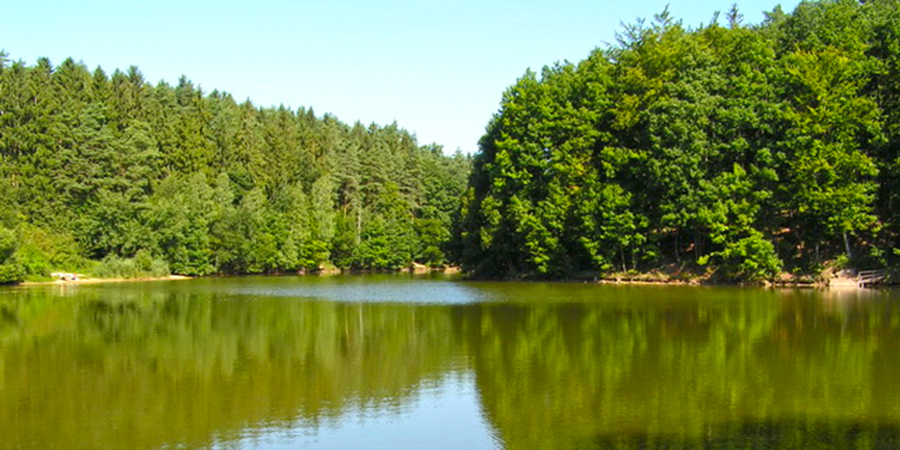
15, 227, 86, 279
700, 232, 782, 284
93, 251, 169, 279
0, 227, 24, 284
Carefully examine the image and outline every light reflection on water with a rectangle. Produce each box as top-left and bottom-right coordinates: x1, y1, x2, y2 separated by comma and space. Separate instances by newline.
220, 277, 488, 304
217, 372, 498, 450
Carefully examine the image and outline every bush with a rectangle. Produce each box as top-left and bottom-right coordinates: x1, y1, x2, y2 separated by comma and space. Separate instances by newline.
0, 227, 24, 284
700, 232, 782, 284
15, 227, 86, 279
92, 251, 169, 279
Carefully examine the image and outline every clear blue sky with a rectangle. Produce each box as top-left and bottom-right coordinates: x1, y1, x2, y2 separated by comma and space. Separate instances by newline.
2, 0, 800, 155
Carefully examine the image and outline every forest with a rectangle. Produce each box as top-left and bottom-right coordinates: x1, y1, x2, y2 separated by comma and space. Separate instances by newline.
3, 0, 900, 283
0, 52, 470, 282
454, 0, 900, 282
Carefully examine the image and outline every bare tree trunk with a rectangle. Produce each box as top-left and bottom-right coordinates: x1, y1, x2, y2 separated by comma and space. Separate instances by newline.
843, 232, 853, 260
356, 206, 361, 245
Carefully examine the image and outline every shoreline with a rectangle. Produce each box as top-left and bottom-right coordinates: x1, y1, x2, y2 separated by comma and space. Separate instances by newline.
21, 275, 193, 286
14, 266, 460, 287
11, 270, 892, 290
469, 271, 893, 290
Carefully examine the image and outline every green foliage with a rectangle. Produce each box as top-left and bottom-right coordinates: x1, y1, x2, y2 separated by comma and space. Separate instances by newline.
456, 0, 900, 280
0, 226, 24, 284
144, 173, 214, 275
0, 55, 470, 275
15, 227, 85, 279
92, 250, 169, 279
346, 183, 417, 270
11, 0, 900, 281
415, 217, 449, 266
700, 231, 783, 283
777, 47, 881, 263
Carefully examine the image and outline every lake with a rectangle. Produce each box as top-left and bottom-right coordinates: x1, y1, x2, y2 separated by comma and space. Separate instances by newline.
1, 275, 899, 449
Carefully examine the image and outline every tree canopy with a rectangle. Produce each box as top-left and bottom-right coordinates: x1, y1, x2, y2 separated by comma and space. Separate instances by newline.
454, 0, 900, 281
7, 0, 900, 284
0, 52, 470, 282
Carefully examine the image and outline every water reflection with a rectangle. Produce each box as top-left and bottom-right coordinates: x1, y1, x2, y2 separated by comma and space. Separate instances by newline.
0, 282, 469, 449
470, 289, 900, 449
0, 279, 899, 449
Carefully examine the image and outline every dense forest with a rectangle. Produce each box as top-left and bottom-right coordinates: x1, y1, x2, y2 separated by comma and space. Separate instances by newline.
454, 0, 900, 282
5, 0, 900, 284
0, 52, 470, 282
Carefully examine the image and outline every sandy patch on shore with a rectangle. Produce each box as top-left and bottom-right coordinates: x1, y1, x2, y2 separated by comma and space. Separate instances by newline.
22, 275, 192, 286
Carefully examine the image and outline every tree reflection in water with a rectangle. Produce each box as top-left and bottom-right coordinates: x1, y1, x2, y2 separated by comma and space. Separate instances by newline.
0, 280, 899, 449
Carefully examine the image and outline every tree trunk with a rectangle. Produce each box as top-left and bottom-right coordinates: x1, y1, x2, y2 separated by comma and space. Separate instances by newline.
843, 232, 852, 260
356, 207, 361, 245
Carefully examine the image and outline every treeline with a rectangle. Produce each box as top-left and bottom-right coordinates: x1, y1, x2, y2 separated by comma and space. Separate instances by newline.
0, 54, 470, 282
454, 0, 900, 281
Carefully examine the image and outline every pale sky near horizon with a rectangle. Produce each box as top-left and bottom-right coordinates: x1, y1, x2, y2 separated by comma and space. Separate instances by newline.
2, 0, 800, 155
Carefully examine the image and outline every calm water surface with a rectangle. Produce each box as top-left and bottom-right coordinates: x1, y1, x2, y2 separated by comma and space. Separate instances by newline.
2, 275, 900, 449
